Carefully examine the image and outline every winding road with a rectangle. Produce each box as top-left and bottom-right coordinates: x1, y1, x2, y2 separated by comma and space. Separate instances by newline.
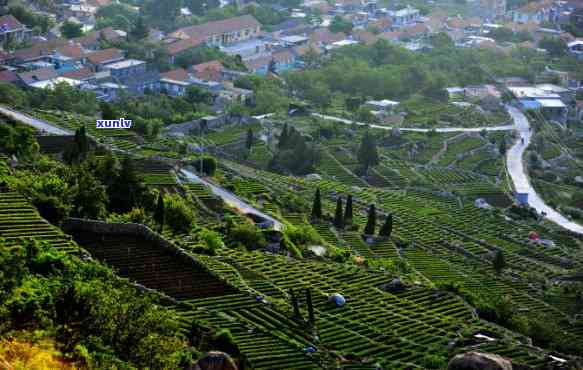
3, 104, 581, 234
312, 113, 516, 132
506, 106, 583, 234
0, 106, 73, 135
180, 169, 283, 230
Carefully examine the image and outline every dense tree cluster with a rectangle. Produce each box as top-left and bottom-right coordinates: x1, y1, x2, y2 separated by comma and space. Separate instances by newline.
0, 240, 194, 368
269, 123, 319, 175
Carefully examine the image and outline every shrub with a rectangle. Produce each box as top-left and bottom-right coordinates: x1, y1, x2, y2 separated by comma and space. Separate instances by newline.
164, 194, 195, 234
227, 222, 266, 250
199, 229, 224, 254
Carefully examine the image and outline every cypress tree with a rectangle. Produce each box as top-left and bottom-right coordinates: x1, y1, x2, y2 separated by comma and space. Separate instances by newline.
154, 192, 165, 232
289, 289, 301, 320
246, 127, 254, 151
379, 213, 393, 237
357, 131, 379, 174
344, 194, 353, 225
364, 204, 376, 235
305, 288, 315, 327
333, 197, 344, 229
278, 123, 289, 150
311, 188, 322, 220
493, 250, 506, 275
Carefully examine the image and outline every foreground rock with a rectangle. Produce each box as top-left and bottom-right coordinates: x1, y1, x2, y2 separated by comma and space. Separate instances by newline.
448, 352, 512, 370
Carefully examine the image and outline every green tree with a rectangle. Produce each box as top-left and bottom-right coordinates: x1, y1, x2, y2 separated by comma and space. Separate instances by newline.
246, 127, 254, 151
493, 250, 506, 275
0, 82, 28, 107
379, 213, 393, 237
539, 37, 566, 58
333, 196, 344, 229
71, 165, 108, 219
357, 131, 379, 174
130, 16, 149, 40
329, 15, 353, 34
311, 188, 322, 220
109, 157, 147, 213
498, 139, 507, 156
364, 204, 376, 235
344, 194, 353, 225
164, 193, 195, 234
154, 191, 165, 232
278, 123, 289, 150
60, 20, 83, 38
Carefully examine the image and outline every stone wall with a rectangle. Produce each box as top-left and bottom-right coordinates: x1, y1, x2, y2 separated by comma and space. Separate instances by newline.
63, 218, 223, 283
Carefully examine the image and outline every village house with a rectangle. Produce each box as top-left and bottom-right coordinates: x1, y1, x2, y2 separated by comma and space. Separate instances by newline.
170, 15, 261, 47
480, 0, 507, 20
159, 68, 222, 97
508, 85, 568, 123
104, 59, 159, 95
511, 0, 557, 23
387, 6, 420, 27
17, 67, 59, 87
165, 37, 205, 65
0, 15, 32, 48
85, 48, 125, 71
191, 60, 224, 82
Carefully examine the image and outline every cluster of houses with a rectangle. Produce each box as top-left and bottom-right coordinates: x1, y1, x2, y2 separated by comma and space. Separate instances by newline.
0, 0, 582, 115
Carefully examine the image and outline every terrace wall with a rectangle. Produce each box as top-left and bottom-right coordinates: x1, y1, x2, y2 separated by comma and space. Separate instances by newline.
63, 218, 221, 281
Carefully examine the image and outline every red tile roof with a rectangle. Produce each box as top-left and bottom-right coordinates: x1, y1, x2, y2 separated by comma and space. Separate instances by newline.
166, 37, 205, 56
171, 15, 260, 40
0, 70, 18, 83
17, 67, 58, 84
310, 29, 346, 45
73, 27, 121, 48
0, 15, 25, 31
192, 60, 223, 81
86, 48, 124, 65
55, 43, 85, 59
160, 68, 190, 82
62, 66, 95, 80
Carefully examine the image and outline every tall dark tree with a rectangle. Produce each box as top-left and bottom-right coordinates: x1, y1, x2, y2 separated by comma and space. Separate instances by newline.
130, 16, 149, 40
278, 123, 289, 150
109, 157, 147, 213
493, 250, 506, 275
498, 139, 507, 156
364, 204, 376, 235
305, 288, 315, 327
379, 213, 393, 238
154, 192, 165, 232
333, 197, 344, 229
311, 188, 322, 220
344, 195, 353, 226
246, 127, 254, 151
357, 131, 379, 174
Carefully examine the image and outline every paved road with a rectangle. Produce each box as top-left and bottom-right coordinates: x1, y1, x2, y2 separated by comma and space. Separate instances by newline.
180, 169, 284, 231
312, 113, 515, 132
506, 106, 583, 234
0, 106, 73, 135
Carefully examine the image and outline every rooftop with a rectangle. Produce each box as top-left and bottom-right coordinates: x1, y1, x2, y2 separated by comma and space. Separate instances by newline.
104, 59, 146, 70
29, 77, 84, 90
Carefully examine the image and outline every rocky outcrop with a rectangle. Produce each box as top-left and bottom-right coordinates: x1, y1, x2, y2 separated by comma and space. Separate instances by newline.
194, 351, 237, 370
448, 352, 513, 370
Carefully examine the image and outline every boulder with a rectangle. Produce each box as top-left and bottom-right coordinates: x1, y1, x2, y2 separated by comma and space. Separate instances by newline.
194, 351, 238, 370
448, 352, 512, 370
